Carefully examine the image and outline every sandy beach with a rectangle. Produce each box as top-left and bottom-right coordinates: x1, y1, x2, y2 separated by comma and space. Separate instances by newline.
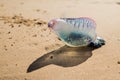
0, 0, 120, 80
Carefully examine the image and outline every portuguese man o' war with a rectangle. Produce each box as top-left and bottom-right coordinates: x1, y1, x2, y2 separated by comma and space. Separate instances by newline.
48, 17, 105, 48
27, 18, 105, 73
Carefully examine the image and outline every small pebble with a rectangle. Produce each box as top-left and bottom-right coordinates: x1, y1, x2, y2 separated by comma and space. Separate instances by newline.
45, 47, 49, 50
18, 25, 21, 27
36, 9, 40, 12
8, 37, 12, 39
11, 44, 13, 46
36, 22, 42, 25
33, 19, 37, 21
32, 34, 37, 37
50, 55, 53, 59
24, 78, 27, 80
7, 31, 11, 34
9, 24, 14, 28
5, 48, 7, 51
117, 61, 120, 64
15, 64, 17, 66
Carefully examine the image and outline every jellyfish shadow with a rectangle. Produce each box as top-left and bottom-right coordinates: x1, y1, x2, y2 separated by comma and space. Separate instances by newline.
27, 45, 96, 73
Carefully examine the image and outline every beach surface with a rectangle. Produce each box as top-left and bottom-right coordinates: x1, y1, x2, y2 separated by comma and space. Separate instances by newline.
0, 0, 120, 80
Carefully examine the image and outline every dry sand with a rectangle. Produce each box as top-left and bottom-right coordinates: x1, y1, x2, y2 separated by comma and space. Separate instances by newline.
0, 0, 120, 80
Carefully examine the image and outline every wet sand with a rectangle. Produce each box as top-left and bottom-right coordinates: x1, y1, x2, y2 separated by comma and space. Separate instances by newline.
0, 0, 120, 80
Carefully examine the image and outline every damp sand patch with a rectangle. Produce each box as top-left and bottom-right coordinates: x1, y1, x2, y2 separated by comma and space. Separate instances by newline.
0, 15, 47, 27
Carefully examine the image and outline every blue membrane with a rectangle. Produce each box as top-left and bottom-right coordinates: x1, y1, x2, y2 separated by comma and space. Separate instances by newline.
59, 31, 92, 47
